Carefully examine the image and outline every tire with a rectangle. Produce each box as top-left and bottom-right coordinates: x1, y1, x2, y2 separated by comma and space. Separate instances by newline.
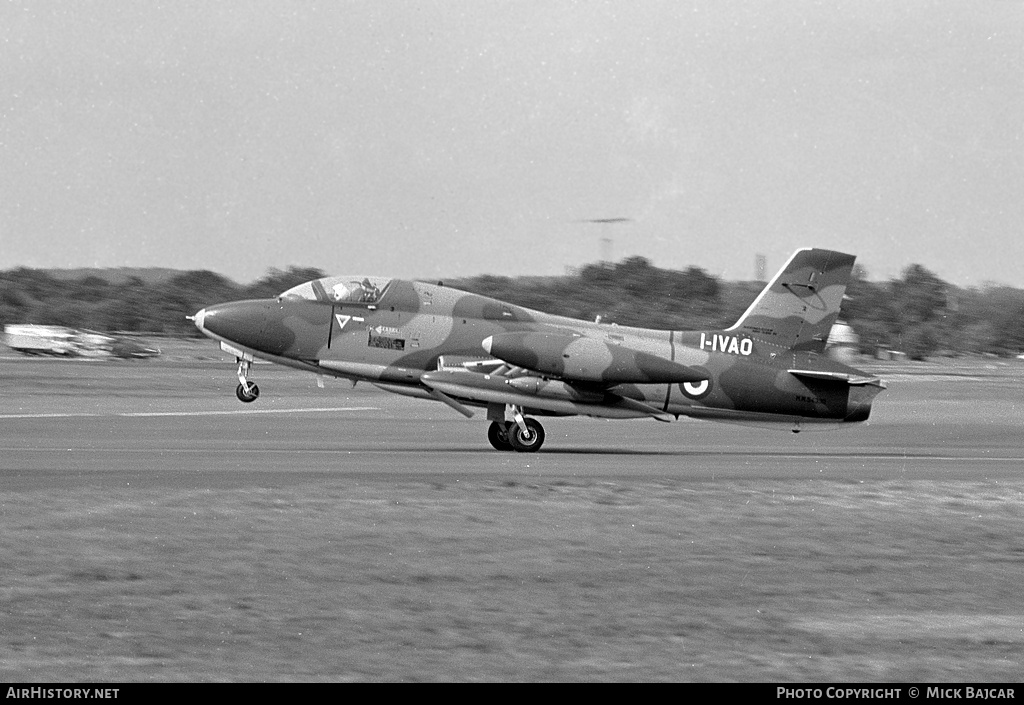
487, 421, 514, 451
236, 383, 260, 403
508, 418, 545, 453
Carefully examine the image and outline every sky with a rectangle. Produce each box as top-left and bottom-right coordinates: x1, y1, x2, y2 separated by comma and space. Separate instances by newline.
1, 0, 1022, 287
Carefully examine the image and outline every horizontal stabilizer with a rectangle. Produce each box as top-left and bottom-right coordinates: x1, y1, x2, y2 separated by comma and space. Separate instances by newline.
788, 369, 886, 387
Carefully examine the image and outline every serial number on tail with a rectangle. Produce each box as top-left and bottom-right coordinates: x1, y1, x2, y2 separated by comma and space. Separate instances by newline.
700, 333, 753, 356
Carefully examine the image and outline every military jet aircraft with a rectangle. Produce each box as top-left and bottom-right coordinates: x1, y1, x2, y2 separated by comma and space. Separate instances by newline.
191, 248, 885, 452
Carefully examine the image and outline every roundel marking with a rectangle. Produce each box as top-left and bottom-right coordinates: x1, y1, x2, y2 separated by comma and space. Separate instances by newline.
683, 380, 709, 397
679, 368, 713, 400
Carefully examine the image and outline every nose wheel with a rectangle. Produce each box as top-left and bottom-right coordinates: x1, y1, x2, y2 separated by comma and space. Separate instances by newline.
235, 358, 259, 403
236, 382, 260, 403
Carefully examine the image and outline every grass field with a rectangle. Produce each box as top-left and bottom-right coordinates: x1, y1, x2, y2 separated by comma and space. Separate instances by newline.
1, 349, 1023, 681
3, 478, 1023, 682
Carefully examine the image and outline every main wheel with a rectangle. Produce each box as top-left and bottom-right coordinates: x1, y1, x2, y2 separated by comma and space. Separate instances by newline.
508, 418, 545, 453
236, 382, 260, 403
487, 421, 514, 451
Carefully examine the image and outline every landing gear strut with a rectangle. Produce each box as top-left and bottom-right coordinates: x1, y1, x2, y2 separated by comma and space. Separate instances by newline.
235, 358, 259, 403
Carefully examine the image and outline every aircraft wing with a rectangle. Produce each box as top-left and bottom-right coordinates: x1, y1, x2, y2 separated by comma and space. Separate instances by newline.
419, 368, 677, 421
788, 369, 887, 387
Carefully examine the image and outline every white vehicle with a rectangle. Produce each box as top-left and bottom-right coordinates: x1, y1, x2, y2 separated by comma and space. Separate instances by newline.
3, 324, 160, 359
4, 324, 79, 356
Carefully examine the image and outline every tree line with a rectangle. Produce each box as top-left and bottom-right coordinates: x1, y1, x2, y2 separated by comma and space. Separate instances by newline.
2, 258, 1022, 359
0, 266, 325, 339
449, 259, 1024, 359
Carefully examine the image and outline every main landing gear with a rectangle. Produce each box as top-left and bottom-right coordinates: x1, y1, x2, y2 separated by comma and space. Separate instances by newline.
487, 406, 545, 453
235, 358, 260, 403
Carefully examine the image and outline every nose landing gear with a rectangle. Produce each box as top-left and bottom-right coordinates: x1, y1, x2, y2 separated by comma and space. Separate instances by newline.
235, 358, 260, 403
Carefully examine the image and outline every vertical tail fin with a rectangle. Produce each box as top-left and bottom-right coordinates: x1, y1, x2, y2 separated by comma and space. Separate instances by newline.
727, 248, 856, 353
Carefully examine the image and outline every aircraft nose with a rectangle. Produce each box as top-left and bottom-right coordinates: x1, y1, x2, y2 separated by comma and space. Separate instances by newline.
190, 308, 208, 333
192, 299, 296, 356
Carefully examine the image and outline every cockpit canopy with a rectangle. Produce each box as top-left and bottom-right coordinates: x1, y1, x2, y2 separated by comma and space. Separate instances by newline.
279, 276, 392, 305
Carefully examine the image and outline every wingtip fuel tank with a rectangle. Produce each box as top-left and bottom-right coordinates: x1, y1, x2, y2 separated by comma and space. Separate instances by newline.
482, 332, 706, 384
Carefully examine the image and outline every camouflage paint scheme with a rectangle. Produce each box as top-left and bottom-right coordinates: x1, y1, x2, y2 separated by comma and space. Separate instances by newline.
193, 248, 886, 451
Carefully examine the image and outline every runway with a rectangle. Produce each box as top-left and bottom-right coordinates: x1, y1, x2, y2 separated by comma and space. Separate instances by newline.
2, 353, 1024, 681
0, 355, 1021, 488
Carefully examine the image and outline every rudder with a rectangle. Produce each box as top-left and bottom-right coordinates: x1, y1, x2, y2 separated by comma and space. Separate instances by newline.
726, 248, 856, 353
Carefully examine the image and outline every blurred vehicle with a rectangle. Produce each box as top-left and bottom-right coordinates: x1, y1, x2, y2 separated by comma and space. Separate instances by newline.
825, 320, 860, 364
109, 337, 161, 359
3, 324, 160, 359
4, 324, 78, 356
